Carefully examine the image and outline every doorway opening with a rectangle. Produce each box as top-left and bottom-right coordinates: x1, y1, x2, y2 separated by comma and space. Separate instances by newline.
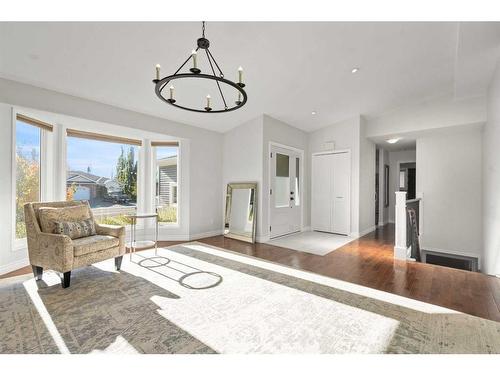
399, 162, 416, 200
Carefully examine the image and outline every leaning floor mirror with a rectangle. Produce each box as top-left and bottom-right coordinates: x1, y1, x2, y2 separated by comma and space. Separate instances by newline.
224, 182, 257, 243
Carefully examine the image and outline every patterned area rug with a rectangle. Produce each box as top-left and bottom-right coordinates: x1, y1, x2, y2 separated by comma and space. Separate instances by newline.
1, 242, 500, 354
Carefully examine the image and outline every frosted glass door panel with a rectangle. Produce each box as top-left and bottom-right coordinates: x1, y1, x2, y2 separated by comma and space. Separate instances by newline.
274, 153, 290, 208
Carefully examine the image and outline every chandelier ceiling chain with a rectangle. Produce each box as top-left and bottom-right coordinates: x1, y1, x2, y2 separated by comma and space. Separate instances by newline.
152, 21, 247, 114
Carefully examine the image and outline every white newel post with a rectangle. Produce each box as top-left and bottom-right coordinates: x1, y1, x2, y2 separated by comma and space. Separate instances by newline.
394, 191, 408, 260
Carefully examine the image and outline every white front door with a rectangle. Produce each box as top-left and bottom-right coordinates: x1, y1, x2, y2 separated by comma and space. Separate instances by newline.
270, 145, 301, 238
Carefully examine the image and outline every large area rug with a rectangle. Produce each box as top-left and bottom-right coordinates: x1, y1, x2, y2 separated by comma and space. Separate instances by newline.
1, 242, 500, 354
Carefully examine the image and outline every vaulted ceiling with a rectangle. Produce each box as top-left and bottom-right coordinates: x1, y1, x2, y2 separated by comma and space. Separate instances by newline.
1, 22, 499, 133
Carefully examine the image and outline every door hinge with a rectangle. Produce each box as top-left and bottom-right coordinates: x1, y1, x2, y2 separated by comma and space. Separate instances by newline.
269, 225, 272, 232
270, 152, 273, 158
270, 188, 272, 195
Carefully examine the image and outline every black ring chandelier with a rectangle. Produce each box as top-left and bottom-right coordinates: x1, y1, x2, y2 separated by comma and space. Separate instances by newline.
152, 22, 247, 113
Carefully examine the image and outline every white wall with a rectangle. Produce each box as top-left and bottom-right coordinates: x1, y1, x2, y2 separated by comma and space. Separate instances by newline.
365, 95, 487, 139
309, 116, 361, 236
417, 128, 483, 261
222, 117, 264, 237
0, 104, 26, 274
222, 115, 309, 242
359, 117, 376, 234
388, 149, 417, 222
483, 62, 500, 276
262, 115, 309, 240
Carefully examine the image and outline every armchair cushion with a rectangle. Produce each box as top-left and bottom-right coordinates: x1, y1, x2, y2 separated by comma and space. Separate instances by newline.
95, 223, 126, 238
38, 205, 91, 234
54, 218, 96, 239
72, 235, 120, 257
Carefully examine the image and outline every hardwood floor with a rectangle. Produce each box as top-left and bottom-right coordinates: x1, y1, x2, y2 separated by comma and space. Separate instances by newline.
3, 224, 500, 322
196, 225, 500, 322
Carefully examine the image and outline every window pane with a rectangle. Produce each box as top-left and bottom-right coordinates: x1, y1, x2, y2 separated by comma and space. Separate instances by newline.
275, 153, 290, 208
155, 146, 178, 224
295, 157, 300, 206
16, 120, 41, 239
66, 137, 138, 224
276, 153, 289, 177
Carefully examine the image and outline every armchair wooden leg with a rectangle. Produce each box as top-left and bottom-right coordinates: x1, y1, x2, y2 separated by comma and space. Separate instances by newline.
61, 271, 71, 288
115, 256, 123, 271
32, 265, 43, 281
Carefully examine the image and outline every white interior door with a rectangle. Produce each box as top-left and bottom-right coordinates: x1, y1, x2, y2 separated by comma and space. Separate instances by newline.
332, 152, 350, 235
311, 153, 333, 232
311, 151, 350, 235
270, 145, 301, 238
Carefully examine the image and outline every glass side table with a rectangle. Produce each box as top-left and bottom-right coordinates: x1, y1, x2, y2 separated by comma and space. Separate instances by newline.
124, 212, 159, 260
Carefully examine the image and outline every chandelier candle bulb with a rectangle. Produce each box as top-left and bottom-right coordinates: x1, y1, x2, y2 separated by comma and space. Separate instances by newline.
169, 85, 175, 100
192, 50, 198, 69
155, 64, 161, 81
206, 94, 211, 108
238, 66, 243, 83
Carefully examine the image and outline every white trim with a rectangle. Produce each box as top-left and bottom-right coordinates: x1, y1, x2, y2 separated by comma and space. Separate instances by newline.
189, 229, 223, 241
359, 225, 377, 237
394, 245, 410, 260
256, 234, 271, 243
0, 257, 29, 276
268, 141, 305, 239
311, 149, 351, 157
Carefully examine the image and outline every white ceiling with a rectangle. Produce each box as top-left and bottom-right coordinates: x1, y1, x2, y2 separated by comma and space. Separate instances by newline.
0, 22, 499, 133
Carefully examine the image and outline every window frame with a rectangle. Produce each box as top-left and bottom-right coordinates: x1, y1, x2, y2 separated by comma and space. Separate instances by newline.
152, 142, 181, 227
65, 130, 141, 225
12, 111, 50, 251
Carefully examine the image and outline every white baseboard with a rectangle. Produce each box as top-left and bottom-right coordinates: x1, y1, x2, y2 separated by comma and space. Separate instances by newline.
377, 221, 388, 227
189, 229, 223, 241
350, 225, 377, 239
256, 234, 270, 243
0, 257, 29, 276
359, 225, 377, 237
394, 246, 410, 260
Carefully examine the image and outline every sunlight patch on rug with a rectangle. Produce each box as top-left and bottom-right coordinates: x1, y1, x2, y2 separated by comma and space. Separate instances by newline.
23, 276, 70, 354
117, 247, 401, 353
182, 243, 458, 315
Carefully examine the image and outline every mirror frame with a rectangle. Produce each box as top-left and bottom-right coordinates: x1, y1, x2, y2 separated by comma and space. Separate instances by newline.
224, 182, 257, 243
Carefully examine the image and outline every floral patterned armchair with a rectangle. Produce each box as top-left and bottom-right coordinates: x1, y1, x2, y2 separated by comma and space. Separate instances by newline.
24, 200, 125, 288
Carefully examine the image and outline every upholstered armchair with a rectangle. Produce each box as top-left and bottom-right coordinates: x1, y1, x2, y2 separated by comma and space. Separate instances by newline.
24, 201, 126, 288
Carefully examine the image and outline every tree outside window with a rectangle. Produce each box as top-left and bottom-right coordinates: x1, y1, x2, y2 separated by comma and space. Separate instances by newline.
15, 121, 41, 239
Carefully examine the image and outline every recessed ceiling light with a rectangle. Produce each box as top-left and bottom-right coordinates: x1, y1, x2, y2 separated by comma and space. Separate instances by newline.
351, 67, 359, 73
386, 138, 400, 144
311, 111, 317, 115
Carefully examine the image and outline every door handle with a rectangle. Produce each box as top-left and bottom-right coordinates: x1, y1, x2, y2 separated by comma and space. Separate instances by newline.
336, 196, 343, 199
